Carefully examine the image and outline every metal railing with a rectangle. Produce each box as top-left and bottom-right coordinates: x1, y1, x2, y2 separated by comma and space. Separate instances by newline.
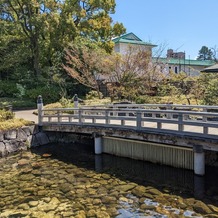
39, 104, 218, 139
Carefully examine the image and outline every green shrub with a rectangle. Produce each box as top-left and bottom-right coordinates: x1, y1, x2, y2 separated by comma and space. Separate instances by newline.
157, 84, 179, 96
85, 90, 103, 100
0, 81, 19, 97
25, 86, 60, 104
59, 97, 73, 108
202, 79, 218, 105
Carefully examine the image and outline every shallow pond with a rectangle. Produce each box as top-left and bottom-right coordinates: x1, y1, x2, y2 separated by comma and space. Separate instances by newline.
0, 142, 218, 217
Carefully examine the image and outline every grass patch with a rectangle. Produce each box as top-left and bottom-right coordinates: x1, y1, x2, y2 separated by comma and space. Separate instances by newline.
0, 109, 34, 131
0, 118, 34, 131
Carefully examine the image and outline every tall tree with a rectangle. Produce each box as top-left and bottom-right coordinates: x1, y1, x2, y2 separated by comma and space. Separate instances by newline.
0, 0, 125, 79
197, 46, 213, 60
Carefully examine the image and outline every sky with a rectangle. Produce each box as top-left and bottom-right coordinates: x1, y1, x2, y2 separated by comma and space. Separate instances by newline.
111, 0, 218, 60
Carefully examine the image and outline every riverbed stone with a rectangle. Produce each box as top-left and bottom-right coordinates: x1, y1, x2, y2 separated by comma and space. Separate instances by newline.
93, 198, 102, 205
146, 187, 162, 196
193, 201, 212, 214
22, 187, 36, 195
59, 183, 72, 193
132, 185, 147, 197
205, 215, 218, 218
87, 209, 96, 217
19, 174, 35, 181
96, 210, 110, 218
30, 211, 54, 218
37, 190, 48, 196
102, 196, 117, 204
61, 211, 75, 217
73, 202, 85, 211
107, 207, 120, 216
101, 173, 111, 180
28, 200, 39, 207
18, 158, 30, 166
37, 201, 58, 212
75, 210, 86, 218
208, 204, 218, 213
140, 203, 156, 210
18, 203, 30, 210
116, 184, 136, 192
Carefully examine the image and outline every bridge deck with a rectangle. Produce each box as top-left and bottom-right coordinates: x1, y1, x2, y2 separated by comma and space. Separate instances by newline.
40, 108, 218, 140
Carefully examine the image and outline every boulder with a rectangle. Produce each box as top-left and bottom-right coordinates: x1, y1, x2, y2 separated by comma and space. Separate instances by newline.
0, 142, 7, 157
17, 128, 28, 141
4, 129, 17, 140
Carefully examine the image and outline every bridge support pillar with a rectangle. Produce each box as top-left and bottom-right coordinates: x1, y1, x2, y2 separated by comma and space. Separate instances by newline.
37, 95, 43, 132
193, 145, 205, 176
94, 135, 102, 154
95, 155, 103, 172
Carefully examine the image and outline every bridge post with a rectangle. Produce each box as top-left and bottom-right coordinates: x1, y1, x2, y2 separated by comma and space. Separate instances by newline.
136, 112, 142, 130
73, 94, 79, 115
193, 145, 205, 176
73, 94, 78, 108
166, 103, 173, 119
94, 133, 102, 154
37, 95, 43, 131
178, 113, 184, 132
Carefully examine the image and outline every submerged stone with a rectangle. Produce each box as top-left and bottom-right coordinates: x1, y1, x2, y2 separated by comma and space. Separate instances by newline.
193, 201, 212, 214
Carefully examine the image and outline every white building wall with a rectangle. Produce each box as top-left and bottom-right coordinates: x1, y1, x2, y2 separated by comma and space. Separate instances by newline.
116, 43, 152, 57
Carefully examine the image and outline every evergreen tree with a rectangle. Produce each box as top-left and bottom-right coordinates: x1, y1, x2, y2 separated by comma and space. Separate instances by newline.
197, 46, 213, 60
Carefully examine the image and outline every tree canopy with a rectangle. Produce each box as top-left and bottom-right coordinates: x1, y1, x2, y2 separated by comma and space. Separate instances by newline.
0, 0, 125, 78
196, 46, 213, 60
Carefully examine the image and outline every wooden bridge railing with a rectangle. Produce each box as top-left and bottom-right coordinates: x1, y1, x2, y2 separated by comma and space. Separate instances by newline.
38, 104, 218, 139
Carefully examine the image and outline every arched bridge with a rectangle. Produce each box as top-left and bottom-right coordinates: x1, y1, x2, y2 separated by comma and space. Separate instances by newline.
37, 102, 218, 176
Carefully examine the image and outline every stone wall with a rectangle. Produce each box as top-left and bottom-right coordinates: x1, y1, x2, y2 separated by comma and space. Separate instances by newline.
0, 127, 92, 158
0, 126, 50, 157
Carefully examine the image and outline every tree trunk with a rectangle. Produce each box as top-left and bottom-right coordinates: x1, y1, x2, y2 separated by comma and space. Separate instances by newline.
31, 34, 41, 78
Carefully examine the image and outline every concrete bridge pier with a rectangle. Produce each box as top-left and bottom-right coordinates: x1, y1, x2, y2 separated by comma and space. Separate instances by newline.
194, 175, 205, 199
95, 155, 103, 172
193, 145, 205, 176
94, 134, 102, 154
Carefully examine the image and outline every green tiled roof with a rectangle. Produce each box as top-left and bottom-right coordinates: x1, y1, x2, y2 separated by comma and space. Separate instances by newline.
153, 57, 215, 67
113, 32, 157, 47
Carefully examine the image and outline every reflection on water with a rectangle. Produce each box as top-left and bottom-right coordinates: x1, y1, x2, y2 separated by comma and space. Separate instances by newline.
0, 142, 218, 217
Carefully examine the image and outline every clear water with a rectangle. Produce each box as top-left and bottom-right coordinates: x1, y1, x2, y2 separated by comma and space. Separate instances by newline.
0, 142, 218, 217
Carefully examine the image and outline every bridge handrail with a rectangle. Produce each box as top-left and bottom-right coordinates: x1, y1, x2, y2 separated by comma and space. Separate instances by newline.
39, 105, 218, 139
41, 107, 218, 116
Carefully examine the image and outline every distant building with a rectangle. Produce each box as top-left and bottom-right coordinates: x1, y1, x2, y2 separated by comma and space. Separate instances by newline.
113, 34, 215, 76
154, 49, 215, 76
167, 49, 185, 59
112, 32, 157, 57
100, 33, 216, 96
